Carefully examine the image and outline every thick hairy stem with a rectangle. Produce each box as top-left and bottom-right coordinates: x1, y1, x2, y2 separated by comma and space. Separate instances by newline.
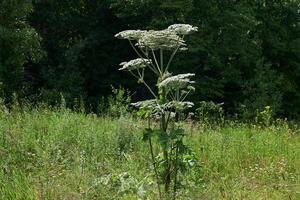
161, 109, 171, 194
160, 49, 164, 73
173, 146, 179, 200
163, 150, 171, 193
165, 112, 171, 131
158, 83, 172, 194
149, 138, 162, 200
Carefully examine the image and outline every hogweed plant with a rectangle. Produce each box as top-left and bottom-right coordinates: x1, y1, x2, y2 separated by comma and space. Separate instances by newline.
115, 24, 198, 199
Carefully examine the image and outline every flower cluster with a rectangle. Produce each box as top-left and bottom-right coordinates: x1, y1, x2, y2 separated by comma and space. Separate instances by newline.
119, 58, 152, 71
158, 73, 195, 91
165, 101, 194, 111
137, 30, 186, 51
115, 24, 198, 51
131, 100, 163, 117
168, 24, 198, 35
131, 99, 157, 109
131, 99, 194, 114
115, 30, 146, 40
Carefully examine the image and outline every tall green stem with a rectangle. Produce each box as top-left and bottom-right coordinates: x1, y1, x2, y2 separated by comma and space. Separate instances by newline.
160, 49, 164, 73
149, 138, 162, 199
159, 86, 171, 193
152, 50, 162, 75
173, 145, 179, 200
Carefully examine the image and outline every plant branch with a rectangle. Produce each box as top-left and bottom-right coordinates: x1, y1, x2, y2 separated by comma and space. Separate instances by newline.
129, 70, 157, 99
142, 80, 157, 99
160, 49, 164, 73
128, 40, 159, 75
152, 50, 162, 75
129, 40, 143, 59
140, 47, 160, 75
180, 89, 192, 102
129, 70, 140, 79
165, 36, 185, 73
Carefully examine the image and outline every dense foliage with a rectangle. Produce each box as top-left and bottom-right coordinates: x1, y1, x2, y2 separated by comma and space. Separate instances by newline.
0, 0, 42, 100
0, 0, 299, 118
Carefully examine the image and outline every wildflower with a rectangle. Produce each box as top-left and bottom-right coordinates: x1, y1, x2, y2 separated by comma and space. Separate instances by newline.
131, 99, 164, 115
158, 73, 195, 91
119, 58, 152, 71
131, 99, 157, 109
168, 24, 198, 35
115, 30, 146, 40
137, 30, 186, 51
165, 101, 194, 110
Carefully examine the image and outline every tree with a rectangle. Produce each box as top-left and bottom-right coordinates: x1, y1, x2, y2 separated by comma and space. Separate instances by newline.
0, 0, 42, 100
25, 0, 300, 118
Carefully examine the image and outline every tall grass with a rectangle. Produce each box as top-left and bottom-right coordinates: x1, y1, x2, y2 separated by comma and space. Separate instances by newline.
0, 106, 299, 199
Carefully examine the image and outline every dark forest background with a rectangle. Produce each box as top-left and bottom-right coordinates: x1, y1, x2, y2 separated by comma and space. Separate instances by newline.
0, 0, 300, 118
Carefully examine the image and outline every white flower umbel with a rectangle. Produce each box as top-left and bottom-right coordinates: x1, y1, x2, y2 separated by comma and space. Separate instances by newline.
131, 99, 157, 109
137, 30, 186, 51
119, 58, 152, 71
168, 24, 198, 35
165, 101, 194, 110
158, 73, 195, 91
115, 30, 146, 40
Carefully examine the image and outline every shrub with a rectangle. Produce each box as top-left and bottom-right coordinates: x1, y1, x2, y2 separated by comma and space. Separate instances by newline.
196, 101, 224, 126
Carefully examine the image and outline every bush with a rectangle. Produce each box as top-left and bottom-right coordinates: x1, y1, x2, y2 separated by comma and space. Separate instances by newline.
98, 86, 131, 118
196, 101, 224, 126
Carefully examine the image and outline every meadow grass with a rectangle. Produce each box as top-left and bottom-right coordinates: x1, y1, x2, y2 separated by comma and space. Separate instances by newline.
0, 107, 299, 199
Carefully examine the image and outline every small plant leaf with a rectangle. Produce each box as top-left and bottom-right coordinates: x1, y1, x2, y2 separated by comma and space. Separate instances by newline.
170, 128, 185, 140
157, 131, 171, 150
142, 128, 154, 141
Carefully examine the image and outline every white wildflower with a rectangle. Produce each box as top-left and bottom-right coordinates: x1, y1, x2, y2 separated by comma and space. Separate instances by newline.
131, 99, 165, 116
115, 30, 146, 40
168, 24, 198, 35
119, 58, 152, 71
170, 112, 176, 118
131, 99, 157, 109
137, 30, 186, 51
164, 101, 194, 111
179, 47, 188, 51
181, 86, 196, 94
158, 73, 195, 91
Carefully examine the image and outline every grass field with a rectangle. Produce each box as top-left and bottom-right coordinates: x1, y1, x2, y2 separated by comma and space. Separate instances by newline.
0, 107, 300, 199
